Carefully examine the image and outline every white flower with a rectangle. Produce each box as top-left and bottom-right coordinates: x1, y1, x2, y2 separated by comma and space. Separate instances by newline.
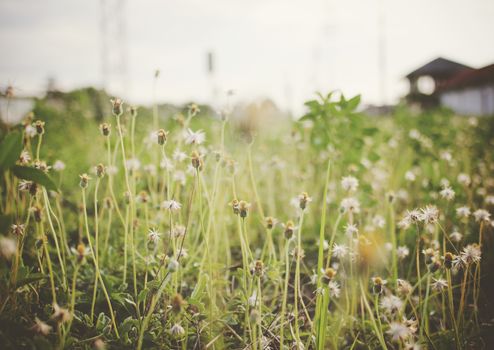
125, 158, 141, 171
170, 323, 185, 338
173, 149, 187, 162
373, 215, 385, 228
173, 170, 186, 186
184, 128, 206, 145
396, 279, 412, 295
328, 280, 341, 298
387, 322, 411, 342
440, 186, 455, 201
341, 176, 359, 192
25, 125, 37, 138
248, 290, 259, 307
31, 317, 52, 335
409, 129, 421, 140
473, 209, 490, 223
172, 225, 186, 238
161, 200, 182, 211
344, 223, 358, 237
340, 197, 360, 214
405, 171, 416, 182
148, 228, 161, 243
143, 164, 157, 176
420, 205, 439, 224
107, 165, 118, 175
440, 151, 452, 162
460, 244, 481, 264
168, 258, 180, 272
53, 160, 66, 172
397, 246, 410, 260
398, 209, 421, 229
457, 173, 471, 186
51, 303, 71, 323
19, 150, 31, 165
0, 236, 16, 260
160, 156, 174, 170
332, 243, 348, 259
449, 231, 463, 243
380, 295, 403, 314
456, 206, 470, 219
431, 278, 448, 292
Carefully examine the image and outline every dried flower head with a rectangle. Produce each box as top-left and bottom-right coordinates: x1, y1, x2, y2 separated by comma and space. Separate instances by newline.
238, 200, 251, 218
265, 216, 278, 229
95, 163, 106, 178
322, 267, 337, 281
157, 128, 168, 145
171, 293, 186, 312
371, 276, 387, 294
341, 175, 359, 192
99, 123, 111, 136
110, 98, 124, 116
34, 120, 45, 135
298, 192, 312, 210
79, 173, 91, 189
282, 220, 296, 240
190, 150, 203, 170
51, 303, 71, 323
31, 317, 52, 335
188, 103, 200, 117
251, 260, 265, 277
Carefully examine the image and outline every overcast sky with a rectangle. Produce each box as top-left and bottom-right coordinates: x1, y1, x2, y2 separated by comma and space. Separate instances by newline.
1, 0, 494, 114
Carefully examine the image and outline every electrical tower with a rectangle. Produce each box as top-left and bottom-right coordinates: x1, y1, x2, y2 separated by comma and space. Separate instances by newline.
100, 0, 129, 98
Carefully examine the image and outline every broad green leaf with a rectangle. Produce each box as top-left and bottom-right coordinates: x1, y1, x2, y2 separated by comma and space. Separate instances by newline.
12, 165, 58, 192
346, 94, 361, 111
0, 131, 23, 170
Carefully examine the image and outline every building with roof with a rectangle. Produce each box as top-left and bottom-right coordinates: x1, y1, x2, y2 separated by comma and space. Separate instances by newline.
438, 64, 494, 115
405, 57, 494, 115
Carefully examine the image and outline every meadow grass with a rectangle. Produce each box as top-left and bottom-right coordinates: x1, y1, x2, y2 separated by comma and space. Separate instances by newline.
0, 90, 493, 349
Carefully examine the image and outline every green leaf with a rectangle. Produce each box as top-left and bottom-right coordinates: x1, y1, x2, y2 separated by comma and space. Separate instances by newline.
346, 94, 361, 111
12, 165, 58, 192
0, 131, 23, 170
15, 273, 47, 289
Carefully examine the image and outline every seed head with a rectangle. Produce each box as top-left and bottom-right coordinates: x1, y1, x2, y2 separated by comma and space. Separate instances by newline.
229, 199, 240, 215
171, 293, 186, 313
157, 129, 168, 145
323, 267, 337, 281
283, 220, 296, 239
34, 120, 45, 135
251, 260, 265, 277
238, 200, 251, 218
110, 98, 124, 116
298, 192, 312, 210
265, 216, 278, 229
99, 123, 111, 136
188, 103, 200, 117
79, 173, 91, 188
95, 163, 106, 178
190, 150, 203, 170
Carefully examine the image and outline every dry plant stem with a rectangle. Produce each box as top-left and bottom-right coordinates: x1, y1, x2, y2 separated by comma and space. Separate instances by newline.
42, 189, 67, 291
81, 188, 120, 338
115, 113, 138, 299
293, 210, 305, 347
90, 178, 101, 320
62, 263, 80, 348
279, 238, 291, 347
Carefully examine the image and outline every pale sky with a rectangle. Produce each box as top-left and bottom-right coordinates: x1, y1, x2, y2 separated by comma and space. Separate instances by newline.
1, 0, 494, 114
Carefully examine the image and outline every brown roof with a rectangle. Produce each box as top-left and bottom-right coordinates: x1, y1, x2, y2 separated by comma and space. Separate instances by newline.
439, 64, 494, 92
406, 57, 472, 79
